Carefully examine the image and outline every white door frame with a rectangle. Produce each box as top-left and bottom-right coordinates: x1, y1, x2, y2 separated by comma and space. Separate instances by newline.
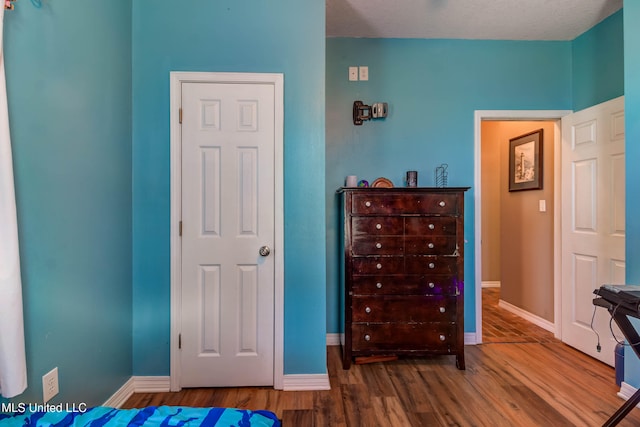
473, 110, 571, 344
169, 72, 284, 390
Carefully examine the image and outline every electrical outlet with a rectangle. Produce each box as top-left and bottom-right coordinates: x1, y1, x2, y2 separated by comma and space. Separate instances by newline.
42, 367, 59, 403
348, 66, 358, 81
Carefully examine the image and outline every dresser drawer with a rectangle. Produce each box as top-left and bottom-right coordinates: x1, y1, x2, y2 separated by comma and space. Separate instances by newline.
404, 256, 458, 274
352, 296, 457, 322
352, 217, 403, 236
351, 275, 461, 296
352, 193, 460, 215
351, 323, 457, 352
405, 217, 457, 235
352, 236, 404, 255
352, 257, 404, 274
405, 236, 457, 255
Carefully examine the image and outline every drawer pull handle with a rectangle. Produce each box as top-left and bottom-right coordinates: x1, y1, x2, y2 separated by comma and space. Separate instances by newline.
365, 201, 372, 207
428, 224, 435, 230
439, 307, 446, 313
439, 201, 446, 207
428, 242, 435, 249
364, 334, 371, 341
376, 263, 382, 270
376, 242, 382, 249
365, 306, 372, 314
376, 223, 382, 230
428, 262, 435, 269
439, 334, 446, 341
428, 282, 435, 288
376, 282, 383, 289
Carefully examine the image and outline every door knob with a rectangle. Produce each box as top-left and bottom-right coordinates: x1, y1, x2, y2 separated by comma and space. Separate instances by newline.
259, 246, 271, 257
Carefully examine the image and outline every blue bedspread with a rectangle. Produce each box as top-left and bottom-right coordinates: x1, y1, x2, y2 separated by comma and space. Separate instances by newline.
0, 405, 281, 426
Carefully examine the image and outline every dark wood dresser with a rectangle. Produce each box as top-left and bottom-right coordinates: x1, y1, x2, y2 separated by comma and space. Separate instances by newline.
339, 187, 469, 369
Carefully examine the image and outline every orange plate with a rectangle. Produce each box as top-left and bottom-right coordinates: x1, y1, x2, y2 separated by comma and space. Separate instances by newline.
371, 177, 394, 188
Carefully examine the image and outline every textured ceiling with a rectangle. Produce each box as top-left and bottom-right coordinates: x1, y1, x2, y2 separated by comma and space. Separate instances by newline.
326, 0, 623, 40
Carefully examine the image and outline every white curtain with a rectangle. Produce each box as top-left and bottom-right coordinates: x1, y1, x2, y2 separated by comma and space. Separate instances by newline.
0, 5, 27, 398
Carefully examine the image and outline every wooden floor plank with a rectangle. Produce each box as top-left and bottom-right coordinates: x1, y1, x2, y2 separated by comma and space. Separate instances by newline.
384, 360, 440, 414
371, 396, 413, 427
340, 383, 378, 427
483, 343, 612, 426
360, 362, 398, 397
482, 287, 556, 344
417, 369, 495, 426
281, 409, 314, 427
124, 342, 640, 427
122, 289, 640, 426
313, 387, 346, 427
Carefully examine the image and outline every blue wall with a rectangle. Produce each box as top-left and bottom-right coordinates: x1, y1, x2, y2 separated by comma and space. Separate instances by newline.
0, 0, 629, 406
325, 38, 572, 334
131, 1, 327, 376
623, 1, 640, 389
3, 0, 132, 405
572, 10, 624, 111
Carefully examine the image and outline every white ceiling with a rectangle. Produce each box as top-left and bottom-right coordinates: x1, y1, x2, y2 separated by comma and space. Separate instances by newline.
326, 0, 623, 40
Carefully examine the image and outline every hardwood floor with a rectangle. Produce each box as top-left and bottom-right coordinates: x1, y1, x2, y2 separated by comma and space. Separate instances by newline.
482, 287, 556, 343
123, 290, 640, 426
123, 345, 639, 426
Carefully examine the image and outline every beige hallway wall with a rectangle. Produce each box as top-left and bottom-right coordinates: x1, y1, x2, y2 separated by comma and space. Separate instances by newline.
481, 120, 555, 322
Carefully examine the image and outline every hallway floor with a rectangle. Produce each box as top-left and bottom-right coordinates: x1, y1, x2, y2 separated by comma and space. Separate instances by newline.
482, 287, 556, 344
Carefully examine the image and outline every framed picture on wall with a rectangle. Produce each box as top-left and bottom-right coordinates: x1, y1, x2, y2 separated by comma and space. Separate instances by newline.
509, 129, 543, 192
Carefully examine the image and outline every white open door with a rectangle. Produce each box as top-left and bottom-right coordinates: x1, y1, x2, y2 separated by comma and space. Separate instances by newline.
561, 96, 625, 366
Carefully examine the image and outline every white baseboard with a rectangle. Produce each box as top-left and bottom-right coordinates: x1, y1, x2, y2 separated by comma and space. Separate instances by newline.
104, 373, 333, 405
498, 299, 555, 333
619, 381, 635, 400
103, 376, 171, 408
464, 332, 477, 345
282, 374, 331, 391
133, 376, 171, 393
482, 281, 501, 288
618, 381, 640, 409
326, 333, 342, 346
103, 377, 136, 408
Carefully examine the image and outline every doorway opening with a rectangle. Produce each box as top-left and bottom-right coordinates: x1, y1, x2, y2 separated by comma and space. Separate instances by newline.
474, 110, 570, 345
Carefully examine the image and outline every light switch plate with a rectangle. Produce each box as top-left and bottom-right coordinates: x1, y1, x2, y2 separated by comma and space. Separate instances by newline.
359, 66, 368, 81
539, 200, 546, 212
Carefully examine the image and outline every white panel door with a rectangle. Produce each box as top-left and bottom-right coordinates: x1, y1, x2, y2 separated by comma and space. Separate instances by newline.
561, 96, 625, 366
180, 82, 275, 386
